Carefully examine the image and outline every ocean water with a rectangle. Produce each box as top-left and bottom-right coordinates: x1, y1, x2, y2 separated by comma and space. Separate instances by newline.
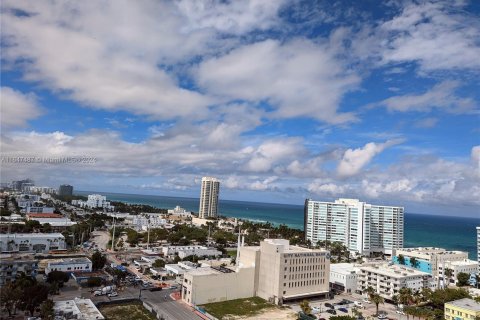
76, 191, 479, 260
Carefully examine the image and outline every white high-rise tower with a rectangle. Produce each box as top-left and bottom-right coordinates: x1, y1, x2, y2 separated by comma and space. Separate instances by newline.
199, 177, 220, 219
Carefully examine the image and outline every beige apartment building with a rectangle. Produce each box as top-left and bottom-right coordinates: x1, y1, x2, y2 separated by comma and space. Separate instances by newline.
182, 239, 330, 306
198, 177, 220, 219
358, 264, 435, 300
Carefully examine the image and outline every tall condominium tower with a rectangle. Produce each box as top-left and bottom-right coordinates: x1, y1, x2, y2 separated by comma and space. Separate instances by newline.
304, 198, 404, 256
199, 177, 220, 219
58, 184, 73, 196
477, 226, 480, 273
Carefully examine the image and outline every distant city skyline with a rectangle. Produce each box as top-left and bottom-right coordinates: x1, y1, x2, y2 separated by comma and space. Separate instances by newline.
1, 1, 479, 218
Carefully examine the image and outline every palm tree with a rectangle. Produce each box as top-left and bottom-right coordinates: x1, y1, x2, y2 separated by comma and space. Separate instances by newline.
397, 254, 406, 265
371, 293, 384, 316
420, 287, 432, 303
444, 268, 454, 287
410, 257, 419, 268
365, 286, 376, 299
300, 300, 312, 315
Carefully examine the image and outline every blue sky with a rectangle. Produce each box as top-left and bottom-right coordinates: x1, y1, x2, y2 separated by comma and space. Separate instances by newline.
1, 0, 479, 217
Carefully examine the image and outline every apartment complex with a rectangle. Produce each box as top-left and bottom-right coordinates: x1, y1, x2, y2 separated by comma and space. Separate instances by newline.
477, 226, 480, 273
58, 184, 73, 196
0, 254, 38, 286
304, 198, 404, 256
182, 239, 330, 306
0, 233, 66, 253
392, 247, 470, 279
72, 194, 114, 211
358, 264, 435, 300
445, 298, 480, 320
162, 245, 222, 259
438, 260, 478, 286
198, 177, 220, 218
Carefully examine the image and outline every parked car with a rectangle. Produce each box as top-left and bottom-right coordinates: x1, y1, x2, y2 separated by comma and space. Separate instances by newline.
378, 311, 388, 319
325, 303, 334, 308
354, 301, 364, 308
326, 309, 337, 315
339, 308, 348, 313
317, 318, 326, 320
149, 286, 163, 292
363, 298, 371, 304
312, 307, 321, 314
107, 292, 118, 297
168, 285, 178, 290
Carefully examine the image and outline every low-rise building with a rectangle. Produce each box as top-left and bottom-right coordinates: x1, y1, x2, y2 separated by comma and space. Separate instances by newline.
166, 261, 199, 276
162, 245, 222, 259
392, 247, 469, 278
45, 257, 92, 275
25, 207, 55, 214
54, 298, 105, 320
358, 264, 435, 300
330, 263, 359, 294
438, 259, 479, 286
0, 254, 38, 286
445, 298, 480, 320
168, 206, 192, 216
0, 233, 66, 253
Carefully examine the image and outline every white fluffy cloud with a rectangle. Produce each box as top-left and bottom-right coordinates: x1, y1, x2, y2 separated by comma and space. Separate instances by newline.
375, 81, 476, 114
380, 1, 480, 72
0, 87, 43, 129
196, 38, 360, 124
337, 139, 404, 177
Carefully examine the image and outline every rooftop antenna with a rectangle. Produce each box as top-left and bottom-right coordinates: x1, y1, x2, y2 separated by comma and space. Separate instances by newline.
236, 226, 241, 267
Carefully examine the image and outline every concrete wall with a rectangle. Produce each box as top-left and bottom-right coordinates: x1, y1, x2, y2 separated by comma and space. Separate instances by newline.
183, 267, 256, 305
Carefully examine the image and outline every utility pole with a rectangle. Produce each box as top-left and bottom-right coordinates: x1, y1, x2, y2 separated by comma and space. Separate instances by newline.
147, 219, 151, 250
111, 216, 116, 251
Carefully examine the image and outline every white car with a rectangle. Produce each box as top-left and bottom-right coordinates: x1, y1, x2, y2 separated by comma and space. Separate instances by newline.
396, 310, 405, 315
363, 298, 371, 304
354, 301, 364, 308
108, 292, 118, 297
312, 307, 321, 314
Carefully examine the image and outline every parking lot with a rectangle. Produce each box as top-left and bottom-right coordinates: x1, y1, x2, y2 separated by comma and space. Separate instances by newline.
288, 292, 405, 320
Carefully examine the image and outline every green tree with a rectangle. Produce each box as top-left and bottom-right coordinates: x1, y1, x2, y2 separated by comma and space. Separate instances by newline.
430, 287, 471, 309
0, 282, 22, 317
152, 259, 166, 268
300, 299, 312, 315
19, 283, 50, 316
46, 271, 70, 287
456, 272, 470, 287
444, 268, 454, 287
371, 294, 384, 316
39, 299, 55, 320
397, 254, 406, 265
365, 286, 376, 299
91, 250, 107, 270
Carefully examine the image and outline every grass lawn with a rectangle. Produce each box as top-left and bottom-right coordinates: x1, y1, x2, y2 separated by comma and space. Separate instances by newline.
226, 249, 237, 257
99, 302, 156, 320
200, 296, 275, 319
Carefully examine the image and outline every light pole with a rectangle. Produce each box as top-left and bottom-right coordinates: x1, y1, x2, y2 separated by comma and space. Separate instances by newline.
111, 215, 116, 252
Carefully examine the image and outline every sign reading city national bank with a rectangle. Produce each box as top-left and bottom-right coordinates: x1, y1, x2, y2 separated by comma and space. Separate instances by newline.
284, 252, 328, 258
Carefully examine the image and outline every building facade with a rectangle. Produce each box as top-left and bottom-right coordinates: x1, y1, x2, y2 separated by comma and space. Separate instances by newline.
357, 264, 435, 300
58, 184, 73, 196
182, 239, 330, 306
477, 226, 480, 273
330, 263, 359, 293
438, 260, 478, 286
0, 254, 38, 286
305, 198, 404, 256
392, 247, 470, 287
198, 177, 220, 219
45, 258, 92, 275
445, 298, 480, 320
162, 245, 222, 259
0, 233, 66, 253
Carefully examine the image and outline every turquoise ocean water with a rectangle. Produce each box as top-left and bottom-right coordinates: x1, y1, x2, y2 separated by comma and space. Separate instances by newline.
77, 191, 479, 260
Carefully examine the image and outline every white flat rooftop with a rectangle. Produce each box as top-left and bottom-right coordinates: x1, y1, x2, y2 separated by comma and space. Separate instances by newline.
360, 264, 431, 278
446, 298, 480, 312
0, 233, 65, 239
